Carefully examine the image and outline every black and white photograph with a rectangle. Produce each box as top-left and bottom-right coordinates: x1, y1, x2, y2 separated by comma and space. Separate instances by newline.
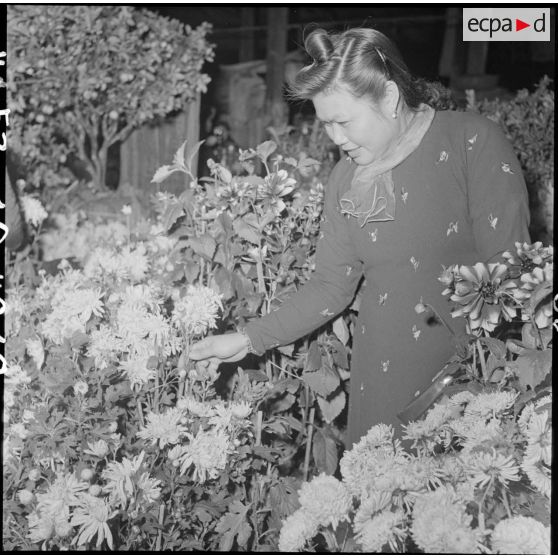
2, 3, 554, 553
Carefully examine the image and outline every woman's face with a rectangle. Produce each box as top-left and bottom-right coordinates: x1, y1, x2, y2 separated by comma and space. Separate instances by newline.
312, 86, 400, 166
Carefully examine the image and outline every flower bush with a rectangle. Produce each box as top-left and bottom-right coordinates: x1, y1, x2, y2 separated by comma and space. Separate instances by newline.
278, 241, 552, 553
7, 5, 214, 190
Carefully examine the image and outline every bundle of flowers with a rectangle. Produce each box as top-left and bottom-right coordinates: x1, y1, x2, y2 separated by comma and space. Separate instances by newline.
279, 241, 552, 553
3, 209, 263, 551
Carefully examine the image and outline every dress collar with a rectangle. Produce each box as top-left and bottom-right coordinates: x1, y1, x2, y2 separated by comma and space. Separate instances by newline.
339, 105, 435, 227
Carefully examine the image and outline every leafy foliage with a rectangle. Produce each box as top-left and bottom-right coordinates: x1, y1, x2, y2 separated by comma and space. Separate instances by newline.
7, 5, 214, 190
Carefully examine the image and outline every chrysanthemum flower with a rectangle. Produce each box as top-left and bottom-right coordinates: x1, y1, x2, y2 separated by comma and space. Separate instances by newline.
20, 195, 48, 228
28, 511, 55, 543
523, 410, 552, 465
449, 262, 517, 332
521, 459, 551, 498
172, 285, 223, 337
257, 169, 296, 214
71, 494, 116, 550
17, 489, 35, 505
465, 449, 520, 488
410, 486, 480, 553
36, 472, 89, 516
137, 408, 187, 449
464, 390, 518, 419
490, 516, 550, 554
396, 456, 443, 492
119, 354, 158, 390
101, 451, 146, 508
25, 338, 45, 370
84, 439, 110, 459
355, 509, 406, 553
278, 508, 319, 552
512, 262, 553, 328
502, 241, 553, 270
298, 473, 352, 529
179, 428, 231, 482
136, 472, 162, 504
438, 264, 461, 296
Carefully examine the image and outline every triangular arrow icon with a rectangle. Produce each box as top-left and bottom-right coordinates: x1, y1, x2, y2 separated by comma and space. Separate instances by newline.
516, 19, 530, 31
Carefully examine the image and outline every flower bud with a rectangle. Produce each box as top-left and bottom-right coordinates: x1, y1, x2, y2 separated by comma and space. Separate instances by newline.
88, 484, 102, 497
28, 468, 41, 482
80, 468, 94, 482
414, 303, 427, 314
17, 489, 34, 505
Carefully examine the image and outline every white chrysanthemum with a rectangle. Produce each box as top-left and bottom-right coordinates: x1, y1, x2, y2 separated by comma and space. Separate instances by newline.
355, 509, 406, 553
464, 390, 518, 419
41, 286, 104, 344
179, 428, 231, 482
340, 425, 406, 498
10, 422, 29, 440
524, 410, 551, 465
84, 247, 122, 279
28, 511, 55, 543
20, 195, 48, 227
395, 456, 443, 492
71, 494, 116, 550
353, 491, 392, 530
87, 325, 127, 369
118, 244, 149, 282
230, 401, 252, 419
25, 338, 45, 370
465, 450, 520, 488
491, 516, 550, 554
518, 395, 552, 432
298, 473, 352, 529
73, 381, 88, 396
176, 396, 214, 417
136, 472, 162, 504
522, 459, 551, 498
101, 451, 145, 508
119, 354, 158, 390
278, 508, 319, 552
36, 472, 89, 517
410, 486, 480, 553
84, 439, 110, 459
137, 408, 187, 449
17, 489, 35, 505
4, 362, 32, 386
208, 402, 234, 431
172, 284, 223, 336
450, 416, 503, 453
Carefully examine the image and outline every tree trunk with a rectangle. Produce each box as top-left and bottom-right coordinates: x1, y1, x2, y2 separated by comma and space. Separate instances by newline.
265, 7, 289, 130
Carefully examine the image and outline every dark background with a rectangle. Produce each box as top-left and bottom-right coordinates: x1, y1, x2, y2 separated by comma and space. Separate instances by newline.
150, 5, 555, 91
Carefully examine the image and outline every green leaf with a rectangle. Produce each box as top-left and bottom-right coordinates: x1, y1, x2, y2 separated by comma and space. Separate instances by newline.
269, 392, 296, 413
304, 340, 322, 372
162, 200, 186, 231
479, 337, 507, 360
187, 234, 216, 260
151, 164, 181, 184
256, 140, 277, 163
303, 365, 340, 398
184, 260, 200, 284
514, 349, 552, 390
329, 339, 349, 370
172, 139, 188, 169
317, 388, 346, 424
528, 281, 552, 315
215, 501, 252, 551
186, 139, 205, 172
233, 217, 260, 245
312, 428, 338, 475
332, 316, 350, 345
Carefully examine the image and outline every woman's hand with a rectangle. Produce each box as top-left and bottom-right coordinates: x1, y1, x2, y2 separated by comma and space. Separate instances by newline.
188, 333, 251, 363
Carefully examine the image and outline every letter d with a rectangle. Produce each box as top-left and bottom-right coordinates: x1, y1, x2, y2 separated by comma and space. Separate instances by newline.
534, 13, 546, 32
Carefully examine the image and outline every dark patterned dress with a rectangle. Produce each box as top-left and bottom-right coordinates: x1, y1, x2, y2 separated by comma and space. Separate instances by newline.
245, 110, 530, 449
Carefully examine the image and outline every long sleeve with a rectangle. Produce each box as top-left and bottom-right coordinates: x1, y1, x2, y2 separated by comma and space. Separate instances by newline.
244, 161, 362, 354
465, 114, 531, 261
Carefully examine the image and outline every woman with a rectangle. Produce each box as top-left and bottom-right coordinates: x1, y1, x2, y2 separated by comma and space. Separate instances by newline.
189, 27, 530, 448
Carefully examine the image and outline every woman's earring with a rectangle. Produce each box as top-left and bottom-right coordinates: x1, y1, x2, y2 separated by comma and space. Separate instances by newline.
392, 111, 398, 119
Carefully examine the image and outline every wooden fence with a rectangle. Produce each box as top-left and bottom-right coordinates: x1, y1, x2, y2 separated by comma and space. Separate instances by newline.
119, 93, 201, 194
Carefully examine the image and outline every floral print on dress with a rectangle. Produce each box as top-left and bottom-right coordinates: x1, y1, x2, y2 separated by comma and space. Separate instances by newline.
501, 162, 514, 174
467, 134, 478, 151
378, 293, 388, 306
401, 187, 409, 204
436, 150, 449, 164
447, 221, 459, 236
410, 257, 420, 272
361, 325, 366, 335
381, 360, 390, 373
488, 214, 498, 230
412, 325, 421, 341
346, 265, 353, 276
320, 308, 334, 317
369, 229, 378, 242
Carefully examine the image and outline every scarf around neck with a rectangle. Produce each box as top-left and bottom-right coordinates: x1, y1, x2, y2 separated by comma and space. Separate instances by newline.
339, 104, 435, 227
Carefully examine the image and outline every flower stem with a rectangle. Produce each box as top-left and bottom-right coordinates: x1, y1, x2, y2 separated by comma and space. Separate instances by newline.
475, 339, 488, 382
425, 303, 456, 337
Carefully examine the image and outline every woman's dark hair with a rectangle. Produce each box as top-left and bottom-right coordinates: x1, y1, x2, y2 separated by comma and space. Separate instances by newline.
289, 27, 456, 111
